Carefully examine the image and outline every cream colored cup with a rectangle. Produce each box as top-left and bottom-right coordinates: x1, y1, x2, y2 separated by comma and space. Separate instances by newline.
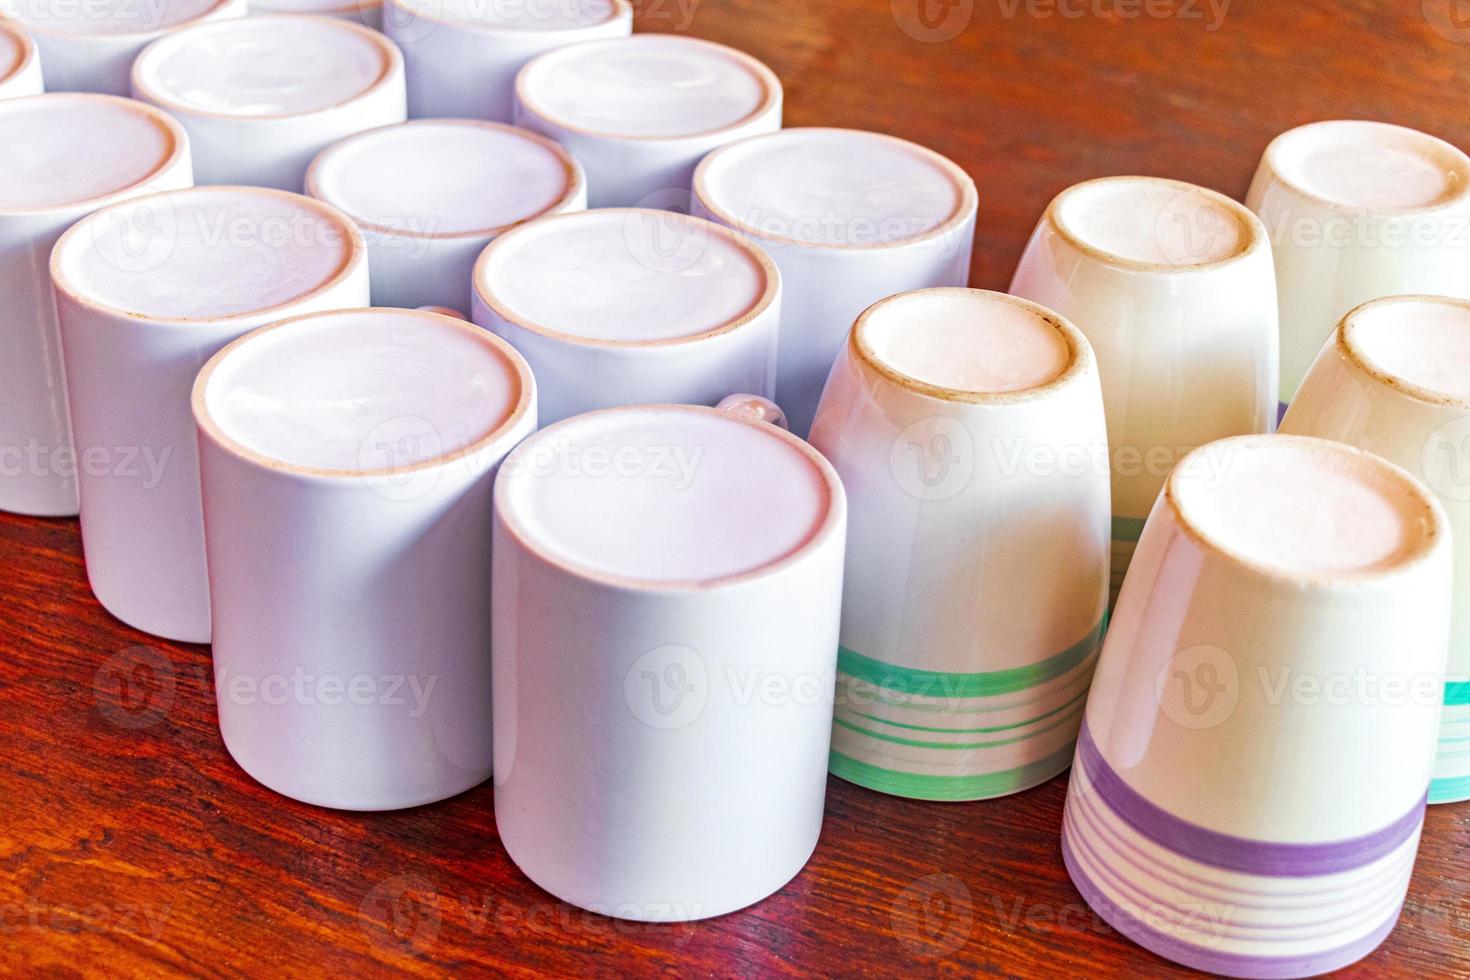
0, 0, 244, 94
472, 208, 781, 426
513, 33, 781, 208
1009, 176, 1278, 602
132, 15, 407, 191
0, 93, 193, 517
386, 0, 630, 122
693, 127, 978, 437
52, 186, 370, 642
0, 20, 41, 99
809, 288, 1110, 801
1065, 434, 1450, 977
1246, 120, 1470, 405
1282, 294, 1470, 803
308, 119, 585, 312
193, 308, 537, 810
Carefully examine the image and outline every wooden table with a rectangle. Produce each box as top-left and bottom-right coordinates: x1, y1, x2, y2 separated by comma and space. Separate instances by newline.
5, 1, 1469, 975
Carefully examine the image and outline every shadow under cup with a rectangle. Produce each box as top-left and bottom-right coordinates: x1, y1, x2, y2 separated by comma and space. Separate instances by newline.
1063, 435, 1451, 979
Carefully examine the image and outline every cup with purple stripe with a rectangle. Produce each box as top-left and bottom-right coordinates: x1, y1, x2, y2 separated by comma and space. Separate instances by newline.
1062, 434, 1451, 978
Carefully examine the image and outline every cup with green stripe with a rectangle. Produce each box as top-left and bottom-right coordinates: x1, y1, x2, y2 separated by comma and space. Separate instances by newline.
1009, 176, 1279, 605
809, 287, 1111, 802
1281, 294, 1470, 803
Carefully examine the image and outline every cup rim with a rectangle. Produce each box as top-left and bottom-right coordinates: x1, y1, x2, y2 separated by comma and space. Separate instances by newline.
191, 306, 537, 481
692, 126, 979, 253
131, 14, 403, 123
1164, 433, 1448, 589
250, 0, 384, 14
849, 287, 1095, 405
1337, 295, 1470, 410
1256, 119, 1470, 217
0, 18, 37, 88
513, 33, 781, 144
493, 402, 846, 594
1044, 175, 1266, 274
0, 0, 238, 41
50, 184, 369, 326
0, 93, 190, 218
305, 118, 586, 241
382, 0, 630, 36
471, 206, 782, 350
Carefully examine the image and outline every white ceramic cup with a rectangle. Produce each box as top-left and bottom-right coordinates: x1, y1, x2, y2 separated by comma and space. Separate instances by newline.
385, 0, 630, 122
1064, 434, 1451, 978
1246, 120, 1470, 407
1009, 176, 1279, 603
1281, 295, 1470, 804
0, 20, 42, 98
132, 16, 406, 191
193, 307, 536, 810
308, 118, 585, 312
472, 207, 781, 426
0, 93, 192, 517
52, 186, 370, 643
0, 0, 243, 94
693, 127, 978, 437
248, 0, 383, 30
809, 288, 1110, 801
513, 34, 781, 208
493, 401, 846, 921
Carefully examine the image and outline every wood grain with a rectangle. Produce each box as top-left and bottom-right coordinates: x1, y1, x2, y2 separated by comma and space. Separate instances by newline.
6, 0, 1470, 975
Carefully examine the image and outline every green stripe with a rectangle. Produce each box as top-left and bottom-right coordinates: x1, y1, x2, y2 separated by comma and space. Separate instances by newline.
1112, 516, 1147, 543
1430, 773, 1470, 804
837, 618, 1104, 700
850, 687, 1089, 735
1445, 681, 1470, 706
829, 742, 1076, 802
833, 700, 1083, 751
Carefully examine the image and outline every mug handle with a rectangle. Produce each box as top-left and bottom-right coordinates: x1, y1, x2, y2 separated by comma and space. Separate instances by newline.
716, 394, 788, 430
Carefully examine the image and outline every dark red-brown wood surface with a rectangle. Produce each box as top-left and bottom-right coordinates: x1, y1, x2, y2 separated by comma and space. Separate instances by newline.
6, 1, 1470, 975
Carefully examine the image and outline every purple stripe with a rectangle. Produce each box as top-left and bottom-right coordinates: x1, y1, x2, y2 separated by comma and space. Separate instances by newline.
1063, 834, 1402, 979
1076, 722, 1426, 876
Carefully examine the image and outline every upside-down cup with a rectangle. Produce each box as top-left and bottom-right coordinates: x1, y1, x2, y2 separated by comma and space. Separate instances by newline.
1246, 120, 1470, 407
1063, 434, 1451, 978
694, 127, 977, 437
1009, 176, 1278, 602
472, 208, 781, 425
132, 16, 406, 191
0, 94, 192, 517
0, 20, 41, 99
513, 34, 781, 208
193, 308, 537, 809
247, 0, 382, 29
1282, 295, 1470, 804
308, 119, 585, 312
52, 186, 369, 642
809, 289, 1110, 801
386, 0, 630, 122
493, 401, 846, 920
0, 0, 243, 94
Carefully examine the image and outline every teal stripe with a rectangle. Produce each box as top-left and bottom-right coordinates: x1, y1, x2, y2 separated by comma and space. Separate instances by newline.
851, 687, 1089, 735
1429, 773, 1470, 804
1112, 516, 1147, 543
829, 741, 1076, 802
837, 618, 1104, 700
1445, 682, 1470, 706
834, 699, 1083, 751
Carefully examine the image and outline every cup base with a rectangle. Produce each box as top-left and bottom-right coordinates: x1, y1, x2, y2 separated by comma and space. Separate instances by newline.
828, 742, 1073, 802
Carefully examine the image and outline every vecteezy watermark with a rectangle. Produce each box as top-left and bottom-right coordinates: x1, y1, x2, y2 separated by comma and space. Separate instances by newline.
505, 436, 705, 490
0, 441, 171, 489
1423, 416, 1470, 503
1258, 207, 1470, 252
359, 874, 444, 955
93, 645, 177, 731
623, 645, 837, 729
0, 901, 171, 939
0, 0, 174, 31
1423, 0, 1470, 42
890, 874, 974, 958
215, 666, 438, 718
995, 0, 1231, 31
892, 0, 976, 42
891, 416, 976, 501
631, 0, 700, 31
1155, 644, 1240, 730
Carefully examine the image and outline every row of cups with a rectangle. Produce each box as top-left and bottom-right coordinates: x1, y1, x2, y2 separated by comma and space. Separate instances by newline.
2, 6, 1470, 976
